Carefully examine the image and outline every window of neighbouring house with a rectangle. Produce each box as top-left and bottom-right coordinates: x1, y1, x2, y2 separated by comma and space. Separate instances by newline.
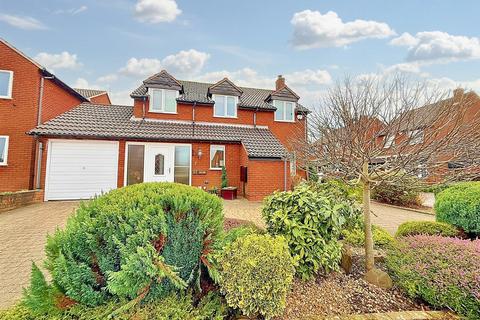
274, 100, 295, 122
126, 144, 144, 185
408, 129, 424, 145
0, 136, 9, 165
210, 145, 225, 170
0, 70, 13, 99
213, 95, 237, 118
384, 135, 395, 148
174, 146, 191, 185
149, 88, 178, 113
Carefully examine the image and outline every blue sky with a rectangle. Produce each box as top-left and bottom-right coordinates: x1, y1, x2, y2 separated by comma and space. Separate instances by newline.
1, 0, 479, 105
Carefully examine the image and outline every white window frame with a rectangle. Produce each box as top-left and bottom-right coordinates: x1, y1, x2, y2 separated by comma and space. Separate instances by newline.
0, 70, 13, 99
384, 135, 395, 149
148, 88, 178, 114
274, 100, 295, 122
213, 94, 238, 118
0, 136, 9, 166
210, 145, 225, 170
408, 129, 424, 145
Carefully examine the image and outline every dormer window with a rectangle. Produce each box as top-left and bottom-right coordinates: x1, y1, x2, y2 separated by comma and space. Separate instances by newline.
274, 100, 295, 122
0, 70, 13, 99
149, 88, 178, 113
213, 94, 237, 118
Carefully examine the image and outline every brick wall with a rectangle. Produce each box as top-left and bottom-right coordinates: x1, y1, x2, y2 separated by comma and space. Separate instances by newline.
0, 41, 83, 192
0, 190, 43, 212
90, 93, 111, 105
244, 158, 290, 201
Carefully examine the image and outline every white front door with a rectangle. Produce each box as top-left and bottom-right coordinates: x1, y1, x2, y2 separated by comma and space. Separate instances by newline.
144, 145, 174, 182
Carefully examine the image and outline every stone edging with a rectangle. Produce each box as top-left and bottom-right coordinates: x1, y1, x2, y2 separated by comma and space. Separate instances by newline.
372, 201, 435, 216
322, 310, 457, 319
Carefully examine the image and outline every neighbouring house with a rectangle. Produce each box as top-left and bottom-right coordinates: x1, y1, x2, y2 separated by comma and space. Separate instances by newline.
74, 88, 111, 105
29, 70, 309, 201
377, 88, 480, 181
0, 38, 91, 193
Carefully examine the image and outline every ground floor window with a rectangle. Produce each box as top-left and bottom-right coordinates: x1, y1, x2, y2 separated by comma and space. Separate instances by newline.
127, 144, 145, 185
0, 136, 9, 165
174, 146, 190, 185
210, 145, 225, 169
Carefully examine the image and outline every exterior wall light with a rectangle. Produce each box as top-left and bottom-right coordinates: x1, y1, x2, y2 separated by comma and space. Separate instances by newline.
197, 148, 203, 159
297, 113, 304, 120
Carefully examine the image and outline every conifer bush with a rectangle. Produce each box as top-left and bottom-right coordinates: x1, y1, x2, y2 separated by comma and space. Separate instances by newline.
24, 182, 223, 314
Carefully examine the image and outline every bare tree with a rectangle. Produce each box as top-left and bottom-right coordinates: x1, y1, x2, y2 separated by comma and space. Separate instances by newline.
293, 75, 480, 275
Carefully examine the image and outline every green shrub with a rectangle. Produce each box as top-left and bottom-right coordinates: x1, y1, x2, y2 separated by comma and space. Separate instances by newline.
342, 225, 394, 248
435, 182, 480, 235
24, 182, 223, 314
395, 221, 458, 238
0, 293, 227, 320
386, 236, 480, 319
219, 234, 294, 320
262, 183, 348, 280
371, 176, 421, 207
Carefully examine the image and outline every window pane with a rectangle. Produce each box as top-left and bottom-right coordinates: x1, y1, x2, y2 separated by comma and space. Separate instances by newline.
127, 145, 144, 185
210, 146, 225, 168
0, 137, 6, 163
226, 96, 236, 117
214, 95, 225, 116
285, 102, 294, 121
174, 146, 191, 185
151, 89, 163, 111
164, 90, 177, 112
0, 71, 11, 97
274, 101, 284, 120
154, 154, 165, 175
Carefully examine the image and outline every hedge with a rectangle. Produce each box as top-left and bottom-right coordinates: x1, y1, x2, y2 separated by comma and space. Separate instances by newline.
395, 221, 458, 238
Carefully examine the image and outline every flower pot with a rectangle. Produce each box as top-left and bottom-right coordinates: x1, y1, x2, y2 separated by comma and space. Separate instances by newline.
221, 187, 237, 200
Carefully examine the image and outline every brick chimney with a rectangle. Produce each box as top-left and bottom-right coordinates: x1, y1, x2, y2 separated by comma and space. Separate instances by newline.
453, 88, 464, 99
276, 75, 285, 91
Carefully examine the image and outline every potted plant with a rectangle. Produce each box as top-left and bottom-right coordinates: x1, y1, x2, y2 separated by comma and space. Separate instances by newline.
220, 166, 237, 200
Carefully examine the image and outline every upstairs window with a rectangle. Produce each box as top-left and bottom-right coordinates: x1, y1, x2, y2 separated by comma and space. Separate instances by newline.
408, 129, 424, 145
274, 100, 294, 122
0, 136, 9, 165
384, 135, 395, 149
0, 70, 13, 99
149, 88, 177, 113
213, 95, 237, 118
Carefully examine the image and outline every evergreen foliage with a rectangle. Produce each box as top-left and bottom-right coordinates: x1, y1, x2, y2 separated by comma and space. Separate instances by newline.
221, 166, 228, 188
23, 182, 223, 314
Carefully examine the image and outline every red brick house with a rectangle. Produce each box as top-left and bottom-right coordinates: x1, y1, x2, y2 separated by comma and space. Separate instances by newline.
30, 70, 309, 201
0, 38, 90, 193
74, 88, 111, 105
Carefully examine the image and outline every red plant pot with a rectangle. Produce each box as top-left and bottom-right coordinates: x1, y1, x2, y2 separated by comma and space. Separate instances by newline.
221, 187, 237, 200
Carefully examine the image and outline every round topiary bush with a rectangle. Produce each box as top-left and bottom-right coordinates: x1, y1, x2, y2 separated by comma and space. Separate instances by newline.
25, 183, 223, 312
435, 182, 480, 235
395, 221, 459, 238
219, 234, 294, 320
262, 183, 348, 280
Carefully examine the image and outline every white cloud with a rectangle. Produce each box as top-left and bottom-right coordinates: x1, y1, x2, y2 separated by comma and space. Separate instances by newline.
109, 89, 135, 106
119, 49, 210, 78
426, 77, 480, 93
34, 51, 81, 70
0, 14, 47, 30
134, 0, 181, 24
390, 31, 480, 63
291, 10, 395, 49
97, 74, 118, 83
73, 78, 91, 88
54, 6, 88, 15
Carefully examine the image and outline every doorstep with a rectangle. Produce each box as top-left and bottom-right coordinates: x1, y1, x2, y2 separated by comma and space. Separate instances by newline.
322, 310, 457, 320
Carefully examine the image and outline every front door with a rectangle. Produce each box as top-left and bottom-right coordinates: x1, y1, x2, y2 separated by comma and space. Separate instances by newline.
144, 145, 174, 182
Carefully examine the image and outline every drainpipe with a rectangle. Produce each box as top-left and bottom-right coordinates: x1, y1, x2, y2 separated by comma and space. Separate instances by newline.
284, 155, 287, 191
142, 96, 146, 119
35, 138, 44, 189
253, 106, 258, 128
37, 75, 54, 125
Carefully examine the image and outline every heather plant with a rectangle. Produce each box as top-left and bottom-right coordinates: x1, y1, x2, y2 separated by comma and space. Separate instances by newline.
386, 235, 480, 319
395, 221, 459, 238
262, 183, 347, 280
23, 183, 223, 315
435, 182, 480, 235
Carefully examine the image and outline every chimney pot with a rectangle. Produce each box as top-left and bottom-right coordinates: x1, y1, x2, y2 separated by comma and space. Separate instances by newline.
276, 75, 285, 91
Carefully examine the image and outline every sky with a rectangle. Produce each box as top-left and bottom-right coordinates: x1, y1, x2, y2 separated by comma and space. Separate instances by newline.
1, 0, 479, 106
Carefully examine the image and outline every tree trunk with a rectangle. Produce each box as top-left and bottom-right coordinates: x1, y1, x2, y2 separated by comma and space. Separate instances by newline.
362, 162, 375, 272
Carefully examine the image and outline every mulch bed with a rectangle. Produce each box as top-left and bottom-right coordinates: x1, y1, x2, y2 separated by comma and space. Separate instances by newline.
223, 217, 260, 231
276, 249, 430, 319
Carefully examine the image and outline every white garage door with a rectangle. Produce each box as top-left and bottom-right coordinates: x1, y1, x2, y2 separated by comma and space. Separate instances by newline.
45, 140, 119, 200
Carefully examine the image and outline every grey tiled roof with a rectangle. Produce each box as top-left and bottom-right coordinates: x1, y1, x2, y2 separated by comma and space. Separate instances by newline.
30, 103, 287, 158
131, 80, 310, 113
74, 88, 107, 99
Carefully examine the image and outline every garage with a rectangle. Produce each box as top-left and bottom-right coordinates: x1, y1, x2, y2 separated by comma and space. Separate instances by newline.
45, 140, 119, 200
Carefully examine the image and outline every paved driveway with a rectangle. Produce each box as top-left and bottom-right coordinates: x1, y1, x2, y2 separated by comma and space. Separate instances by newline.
0, 199, 433, 309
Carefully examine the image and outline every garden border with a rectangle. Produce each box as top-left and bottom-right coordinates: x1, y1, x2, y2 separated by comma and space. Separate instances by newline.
371, 201, 434, 216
